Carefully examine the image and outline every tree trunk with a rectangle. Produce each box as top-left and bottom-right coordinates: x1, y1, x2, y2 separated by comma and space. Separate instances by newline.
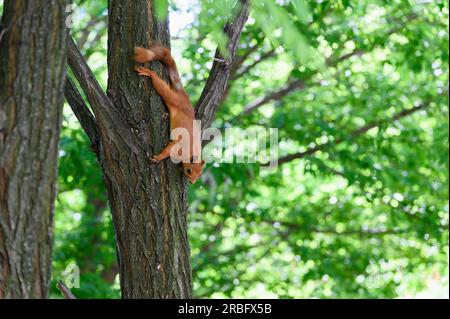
105, 0, 192, 298
0, 0, 69, 298
66, 0, 249, 299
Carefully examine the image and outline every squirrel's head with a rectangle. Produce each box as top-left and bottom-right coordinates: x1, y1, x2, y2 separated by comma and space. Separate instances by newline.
182, 160, 205, 184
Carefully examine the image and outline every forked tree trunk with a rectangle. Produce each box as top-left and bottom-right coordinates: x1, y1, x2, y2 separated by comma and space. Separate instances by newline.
0, 0, 69, 298
66, 0, 249, 298
68, 0, 191, 299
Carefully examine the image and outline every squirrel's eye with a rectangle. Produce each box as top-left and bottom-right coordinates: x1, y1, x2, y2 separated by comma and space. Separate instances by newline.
186, 169, 192, 175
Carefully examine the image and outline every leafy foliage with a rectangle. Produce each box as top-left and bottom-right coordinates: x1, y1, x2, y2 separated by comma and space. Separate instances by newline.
50, 0, 448, 298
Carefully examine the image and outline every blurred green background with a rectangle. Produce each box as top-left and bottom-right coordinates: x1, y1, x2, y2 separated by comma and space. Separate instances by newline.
2, 0, 447, 299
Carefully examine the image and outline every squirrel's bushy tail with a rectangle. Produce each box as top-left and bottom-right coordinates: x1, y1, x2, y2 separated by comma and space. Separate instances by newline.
134, 45, 183, 91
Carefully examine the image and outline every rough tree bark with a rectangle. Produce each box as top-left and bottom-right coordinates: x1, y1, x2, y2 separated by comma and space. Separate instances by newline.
0, 0, 69, 298
65, 0, 249, 298
109, 0, 190, 299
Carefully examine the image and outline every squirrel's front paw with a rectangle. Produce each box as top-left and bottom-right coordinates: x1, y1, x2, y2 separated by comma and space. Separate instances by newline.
149, 155, 162, 163
135, 66, 155, 77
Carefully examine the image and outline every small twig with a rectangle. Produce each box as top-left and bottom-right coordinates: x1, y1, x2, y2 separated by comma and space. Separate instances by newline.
57, 281, 77, 299
212, 57, 226, 63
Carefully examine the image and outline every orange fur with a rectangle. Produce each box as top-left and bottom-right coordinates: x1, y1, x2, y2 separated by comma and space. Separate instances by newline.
134, 45, 205, 184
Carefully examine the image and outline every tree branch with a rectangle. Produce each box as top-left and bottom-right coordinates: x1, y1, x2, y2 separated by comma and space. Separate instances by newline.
67, 36, 113, 118
276, 101, 431, 166
231, 48, 277, 81
67, 36, 152, 155
76, 15, 107, 50
238, 47, 364, 117
195, 0, 251, 131
195, 220, 406, 270
56, 281, 76, 299
64, 77, 100, 155
242, 79, 306, 116
236, 14, 420, 118
230, 41, 263, 78
288, 224, 405, 236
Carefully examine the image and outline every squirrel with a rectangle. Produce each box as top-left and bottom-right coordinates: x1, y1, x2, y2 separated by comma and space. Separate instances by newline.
134, 44, 205, 184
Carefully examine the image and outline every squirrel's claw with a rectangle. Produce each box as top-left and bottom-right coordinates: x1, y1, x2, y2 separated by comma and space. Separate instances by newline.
134, 66, 146, 75
135, 66, 155, 78
149, 155, 161, 163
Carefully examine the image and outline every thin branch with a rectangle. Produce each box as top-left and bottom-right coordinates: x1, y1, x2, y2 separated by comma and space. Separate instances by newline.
218, 45, 274, 109
231, 48, 277, 81
325, 49, 364, 66
195, 0, 251, 131
238, 47, 363, 117
248, 209, 407, 236
236, 14, 420, 118
241, 79, 306, 116
276, 101, 431, 166
230, 41, 263, 78
195, 220, 406, 268
76, 15, 107, 50
64, 77, 100, 155
57, 281, 77, 299
67, 36, 112, 118
229, 5, 329, 85
67, 36, 152, 155
290, 224, 405, 236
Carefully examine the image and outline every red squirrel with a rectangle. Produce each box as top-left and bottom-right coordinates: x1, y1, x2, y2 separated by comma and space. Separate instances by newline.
134, 44, 205, 184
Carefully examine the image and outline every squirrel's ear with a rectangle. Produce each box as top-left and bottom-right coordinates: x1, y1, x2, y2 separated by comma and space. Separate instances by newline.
201, 160, 206, 166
